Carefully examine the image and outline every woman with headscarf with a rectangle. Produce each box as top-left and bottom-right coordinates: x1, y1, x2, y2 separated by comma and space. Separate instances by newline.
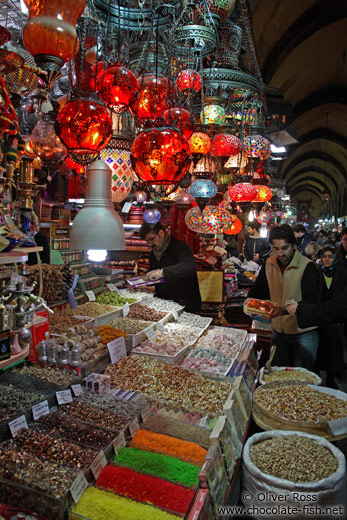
315, 243, 347, 387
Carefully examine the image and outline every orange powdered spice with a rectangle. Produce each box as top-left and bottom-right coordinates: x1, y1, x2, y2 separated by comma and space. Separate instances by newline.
129, 429, 207, 463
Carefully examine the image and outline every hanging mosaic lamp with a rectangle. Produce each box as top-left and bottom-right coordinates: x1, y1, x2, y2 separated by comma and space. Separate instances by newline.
224, 217, 242, 235
224, 152, 248, 169
176, 69, 201, 93
130, 74, 172, 122
176, 188, 193, 206
242, 134, 271, 159
148, 184, 178, 201
22, 0, 86, 83
30, 115, 67, 161
204, 0, 237, 21
210, 133, 241, 158
188, 132, 211, 154
189, 179, 217, 199
131, 126, 191, 185
97, 64, 138, 112
229, 182, 258, 202
55, 98, 113, 157
98, 136, 134, 203
252, 184, 273, 203
163, 107, 194, 140
143, 207, 161, 224
200, 103, 226, 125
185, 205, 232, 234
163, 186, 183, 201
192, 155, 219, 179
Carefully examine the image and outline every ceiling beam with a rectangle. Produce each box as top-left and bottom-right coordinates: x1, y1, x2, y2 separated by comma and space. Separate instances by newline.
287, 176, 331, 196
298, 128, 347, 149
281, 151, 346, 182
261, 0, 347, 83
285, 166, 338, 191
291, 186, 322, 199
293, 86, 347, 120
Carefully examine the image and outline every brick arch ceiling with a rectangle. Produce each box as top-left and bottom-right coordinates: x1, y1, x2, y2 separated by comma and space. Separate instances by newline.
249, 0, 347, 211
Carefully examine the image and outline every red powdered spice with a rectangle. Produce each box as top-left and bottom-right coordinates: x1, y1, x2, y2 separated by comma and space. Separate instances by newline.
95, 464, 195, 516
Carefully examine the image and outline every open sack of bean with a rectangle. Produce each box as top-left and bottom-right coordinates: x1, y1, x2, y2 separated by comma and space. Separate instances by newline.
242, 430, 346, 520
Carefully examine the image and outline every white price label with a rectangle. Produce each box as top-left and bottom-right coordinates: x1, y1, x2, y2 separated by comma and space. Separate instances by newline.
122, 202, 132, 214
141, 406, 151, 423
86, 290, 96, 301
156, 321, 165, 333
144, 326, 156, 341
32, 400, 49, 421
106, 283, 119, 293
113, 431, 126, 453
70, 471, 89, 503
56, 389, 73, 405
90, 450, 107, 479
122, 303, 130, 317
172, 310, 178, 320
9, 415, 28, 437
107, 336, 127, 365
129, 417, 140, 438
71, 384, 83, 397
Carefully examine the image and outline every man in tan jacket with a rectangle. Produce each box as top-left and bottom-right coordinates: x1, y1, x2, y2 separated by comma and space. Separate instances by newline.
248, 224, 322, 370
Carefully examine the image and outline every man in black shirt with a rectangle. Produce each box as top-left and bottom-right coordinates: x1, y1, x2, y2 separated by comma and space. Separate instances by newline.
140, 222, 201, 312
337, 228, 347, 271
242, 221, 271, 266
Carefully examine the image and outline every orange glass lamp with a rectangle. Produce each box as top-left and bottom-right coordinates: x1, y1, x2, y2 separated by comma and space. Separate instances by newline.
252, 184, 272, 203
224, 217, 242, 235
188, 132, 211, 155
22, 0, 86, 82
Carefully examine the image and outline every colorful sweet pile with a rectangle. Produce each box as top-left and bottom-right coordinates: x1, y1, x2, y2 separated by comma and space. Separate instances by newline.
195, 328, 243, 359
132, 338, 184, 357
180, 347, 232, 375
97, 325, 127, 344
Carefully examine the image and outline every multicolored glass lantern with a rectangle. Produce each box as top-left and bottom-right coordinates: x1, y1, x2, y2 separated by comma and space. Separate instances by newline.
188, 132, 211, 155
176, 69, 201, 92
205, 0, 237, 21
185, 205, 232, 234
22, 139, 36, 159
200, 104, 226, 125
55, 98, 113, 155
242, 135, 271, 159
252, 184, 273, 203
163, 108, 194, 140
210, 133, 242, 158
189, 179, 217, 199
164, 186, 182, 201
224, 217, 242, 235
98, 136, 134, 203
30, 116, 67, 161
176, 188, 193, 206
130, 74, 172, 122
228, 182, 258, 202
224, 153, 248, 169
148, 184, 178, 201
22, 0, 86, 81
131, 126, 191, 185
143, 208, 161, 224
97, 65, 138, 112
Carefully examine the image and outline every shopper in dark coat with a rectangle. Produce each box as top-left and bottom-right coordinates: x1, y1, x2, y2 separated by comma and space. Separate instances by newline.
337, 228, 347, 271
292, 223, 315, 257
140, 222, 201, 312
286, 288, 347, 326
314, 244, 347, 387
242, 221, 271, 266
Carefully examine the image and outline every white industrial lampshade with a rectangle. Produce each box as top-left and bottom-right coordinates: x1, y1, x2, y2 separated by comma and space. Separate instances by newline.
70, 159, 125, 251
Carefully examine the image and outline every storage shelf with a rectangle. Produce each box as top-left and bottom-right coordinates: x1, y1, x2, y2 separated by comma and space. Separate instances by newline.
0, 348, 29, 371
14, 246, 43, 254
0, 251, 28, 264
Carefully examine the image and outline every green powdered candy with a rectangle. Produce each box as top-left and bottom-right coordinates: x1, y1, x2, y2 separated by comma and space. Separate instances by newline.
113, 447, 200, 488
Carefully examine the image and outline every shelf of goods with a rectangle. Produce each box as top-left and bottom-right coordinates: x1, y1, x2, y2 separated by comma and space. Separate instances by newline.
0, 247, 43, 265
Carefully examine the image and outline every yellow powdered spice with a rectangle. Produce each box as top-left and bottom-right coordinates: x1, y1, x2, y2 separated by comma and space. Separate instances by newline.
70, 486, 177, 520
129, 428, 207, 463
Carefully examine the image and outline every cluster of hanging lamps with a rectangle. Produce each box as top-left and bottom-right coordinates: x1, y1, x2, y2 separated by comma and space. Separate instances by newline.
228, 182, 258, 203
252, 183, 273, 203
129, 74, 173, 122
98, 136, 135, 203
200, 102, 226, 125
224, 217, 243, 235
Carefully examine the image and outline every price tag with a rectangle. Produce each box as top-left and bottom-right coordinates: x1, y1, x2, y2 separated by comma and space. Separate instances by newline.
56, 389, 73, 405
32, 400, 49, 421
90, 450, 107, 479
86, 290, 96, 301
70, 471, 89, 503
129, 417, 140, 438
141, 406, 151, 423
106, 283, 119, 293
122, 303, 130, 317
71, 384, 83, 397
107, 336, 126, 365
9, 415, 28, 437
113, 431, 126, 453
144, 326, 156, 341
172, 310, 178, 320
122, 202, 132, 214
156, 321, 165, 333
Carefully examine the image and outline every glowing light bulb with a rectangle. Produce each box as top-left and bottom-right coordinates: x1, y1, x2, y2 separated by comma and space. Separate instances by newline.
87, 249, 107, 262
248, 209, 255, 222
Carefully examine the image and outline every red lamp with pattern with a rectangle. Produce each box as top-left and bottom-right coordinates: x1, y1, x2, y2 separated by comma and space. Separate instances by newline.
97, 65, 138, 112
228, 182, 258, 202
188, 132, 211, 155
176, 69, 201, 93
210, 133, 241, 158
130, 74, 173, 123
163, 107, 194, 140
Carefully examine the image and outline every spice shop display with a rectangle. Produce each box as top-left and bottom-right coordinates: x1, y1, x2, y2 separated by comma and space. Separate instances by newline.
177, 312, 212, 330
143, 414, 211, 448
19, 365, 82, 387
143, 297, 185, 315
71, 302, 119, 318
49, 308, 93, 335
54, 324, 107, 369
127, 303, 167, 322
194, 327, 246, 359
96, 325, 127, 344
28, 265, 74, 305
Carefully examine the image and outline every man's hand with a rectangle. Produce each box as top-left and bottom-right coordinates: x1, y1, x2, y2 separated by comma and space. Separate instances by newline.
146, 269, 163, 281
253, 253, 260, 262
285, 303, 298, 315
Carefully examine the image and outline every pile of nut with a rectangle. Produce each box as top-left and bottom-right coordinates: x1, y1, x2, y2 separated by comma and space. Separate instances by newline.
55, 324, 105, 363
78, 392, 148, 420
28, 264, 74, 304
109, 317, 154, 335
60, 401, 129, 434
72, 302, 117, 317
105, 355, 232, 414
49, 308, 91, 335
250, 434, 338, 482
263, 369, 318, 384
20, 365, 81, 386
127, 303, 167, 322
254, 383, 347, 422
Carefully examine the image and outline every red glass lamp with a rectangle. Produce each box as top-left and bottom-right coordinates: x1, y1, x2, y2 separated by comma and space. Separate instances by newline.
163, 108, 194, 140
130, 74, 172, 122
252, 184, 272, 203
224, 217, 242, 235
131, 126, 191, 185
65, 155, 85, 175
30, 116, 67, 161
97, 65, 138, 112
55, 98, 113, 156
176, 69, 201, 92
229, 182, 258, 202
188, 132, 211, 155
22, 0, 86, 81
210, 133, 241, 158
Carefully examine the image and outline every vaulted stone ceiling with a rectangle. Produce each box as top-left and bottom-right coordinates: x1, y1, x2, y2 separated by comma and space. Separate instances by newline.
249, 0, 347, 218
